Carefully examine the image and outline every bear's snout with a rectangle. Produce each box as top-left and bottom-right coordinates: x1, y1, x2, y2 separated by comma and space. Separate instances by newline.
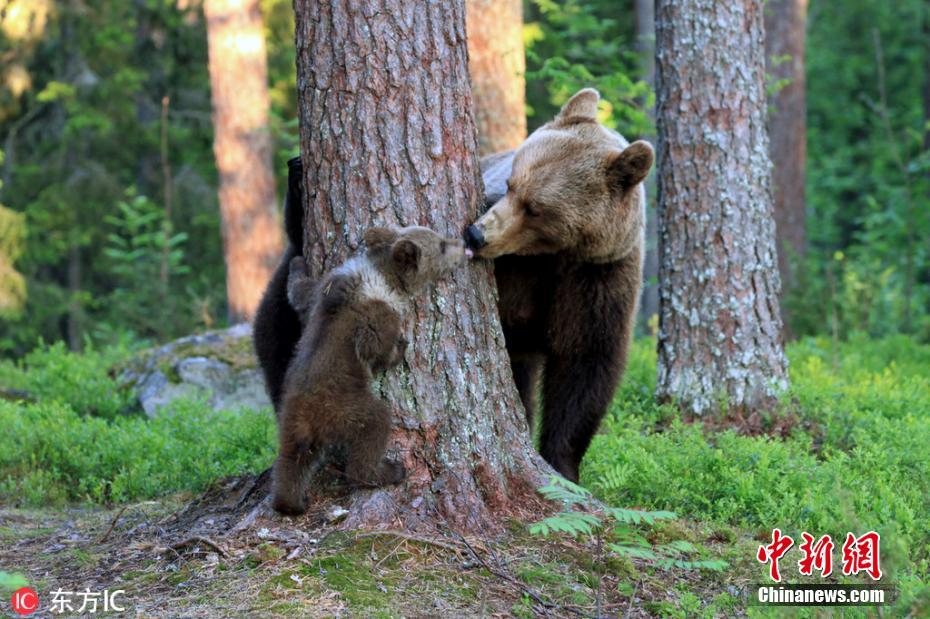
464, 225, 487, 252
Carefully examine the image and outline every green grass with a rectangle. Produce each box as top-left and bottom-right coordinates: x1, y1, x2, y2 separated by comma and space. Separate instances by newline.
0, 341, 275, 506
583, 335, 930, 612
0, 397, 276, 505
0, 341, 136, 419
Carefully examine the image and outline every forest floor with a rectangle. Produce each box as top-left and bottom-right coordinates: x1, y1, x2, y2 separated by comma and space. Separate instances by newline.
0, 479, 759, 618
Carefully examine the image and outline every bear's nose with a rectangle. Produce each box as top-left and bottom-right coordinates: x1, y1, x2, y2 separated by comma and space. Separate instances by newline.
464, 225, 487, 250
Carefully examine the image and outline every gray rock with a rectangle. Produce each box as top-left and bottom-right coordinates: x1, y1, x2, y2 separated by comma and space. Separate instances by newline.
119, 323, 271, 417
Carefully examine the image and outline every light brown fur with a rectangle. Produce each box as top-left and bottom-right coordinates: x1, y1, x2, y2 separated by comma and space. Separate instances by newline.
465, 89, 654, 481
470, 88, 652, 263
272, 226, 467, 515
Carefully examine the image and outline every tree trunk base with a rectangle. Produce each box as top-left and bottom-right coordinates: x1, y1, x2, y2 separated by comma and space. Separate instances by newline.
159, 455, 552, 545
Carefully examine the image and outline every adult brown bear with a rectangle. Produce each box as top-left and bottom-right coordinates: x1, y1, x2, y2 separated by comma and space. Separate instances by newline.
465, 88, 654, 482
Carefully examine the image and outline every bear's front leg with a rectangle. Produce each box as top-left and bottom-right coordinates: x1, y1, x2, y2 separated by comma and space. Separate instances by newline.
539, 352, 622, 482
509, 353, 543, 428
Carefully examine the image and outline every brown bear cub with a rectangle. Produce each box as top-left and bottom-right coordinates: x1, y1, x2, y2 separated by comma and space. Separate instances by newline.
272, 225, 469, 515
465, 88, 654, 483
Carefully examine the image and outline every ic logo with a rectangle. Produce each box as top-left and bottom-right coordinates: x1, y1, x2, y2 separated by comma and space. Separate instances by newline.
11, 587, 38, 616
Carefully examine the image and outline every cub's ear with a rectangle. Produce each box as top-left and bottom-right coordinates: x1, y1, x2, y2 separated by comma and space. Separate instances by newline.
556, 88, 600, 121
363, 226, 397, 251
606, 141, 655, 190
392, 239, 421, 273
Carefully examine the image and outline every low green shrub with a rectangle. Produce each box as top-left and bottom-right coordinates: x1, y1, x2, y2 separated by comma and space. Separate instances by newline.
584, 336, 930, 585
0, 341, 135, 419
0, 397, 275, 506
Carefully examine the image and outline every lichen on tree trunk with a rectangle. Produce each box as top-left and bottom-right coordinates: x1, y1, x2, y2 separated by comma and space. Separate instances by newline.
655, 0, 789, 417
294, 0, 549, 532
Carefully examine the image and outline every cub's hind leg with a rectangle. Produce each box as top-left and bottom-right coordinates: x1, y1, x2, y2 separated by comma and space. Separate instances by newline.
272, 402, 318, 515
343, 398, 405, 487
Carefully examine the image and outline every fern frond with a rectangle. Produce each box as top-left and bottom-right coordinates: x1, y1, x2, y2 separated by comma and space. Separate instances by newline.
608, 544, 658, 560
606, 506, 676, 525
530, 511, 602, 538
655, 558, 728, 571
537, 475, 592, 505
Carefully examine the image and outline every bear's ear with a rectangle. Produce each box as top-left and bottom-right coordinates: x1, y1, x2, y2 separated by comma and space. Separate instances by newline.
556, 88, 600, 121
392, 239, 421, 273
363, 226, 397, 251
606, 141, 655, 190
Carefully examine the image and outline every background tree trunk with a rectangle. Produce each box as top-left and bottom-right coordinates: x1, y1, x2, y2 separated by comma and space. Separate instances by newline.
66, 244, 81, 351
765, 0, 807, 296
924, 1, 930, 154
204, 0, 282, 324
465, 0, 527, 156
635, 0, 659, 329
294, 0, 549, 532
655, 0, 789, 417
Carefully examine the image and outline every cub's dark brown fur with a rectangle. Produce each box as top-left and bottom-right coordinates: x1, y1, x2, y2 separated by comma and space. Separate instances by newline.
466, 88, 654, 482
272, 226, 468, 515
273, 258, 406, 515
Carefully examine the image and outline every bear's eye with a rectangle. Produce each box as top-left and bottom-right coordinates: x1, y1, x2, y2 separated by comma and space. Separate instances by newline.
440, 241, 447, 253
524, 201, 541, 217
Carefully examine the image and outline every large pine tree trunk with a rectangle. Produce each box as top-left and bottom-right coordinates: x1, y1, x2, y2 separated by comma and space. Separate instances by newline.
765, 0, 807, 295
294, 0, 549, 532
204, 0, 282, 324
655, 0, 789, 417
465, 0, 527, 155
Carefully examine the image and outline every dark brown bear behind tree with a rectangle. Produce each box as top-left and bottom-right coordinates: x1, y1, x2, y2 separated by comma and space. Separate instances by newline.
254, 158, 305, 415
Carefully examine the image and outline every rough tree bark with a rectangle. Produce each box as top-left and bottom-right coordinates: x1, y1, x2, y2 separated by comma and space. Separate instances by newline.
465, 0, 527, 156
765, 0, 807, 293
655, 0, 789, 417
294, 0, 549, 531
635, 0, 659, 327
204, 0, 282, 323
